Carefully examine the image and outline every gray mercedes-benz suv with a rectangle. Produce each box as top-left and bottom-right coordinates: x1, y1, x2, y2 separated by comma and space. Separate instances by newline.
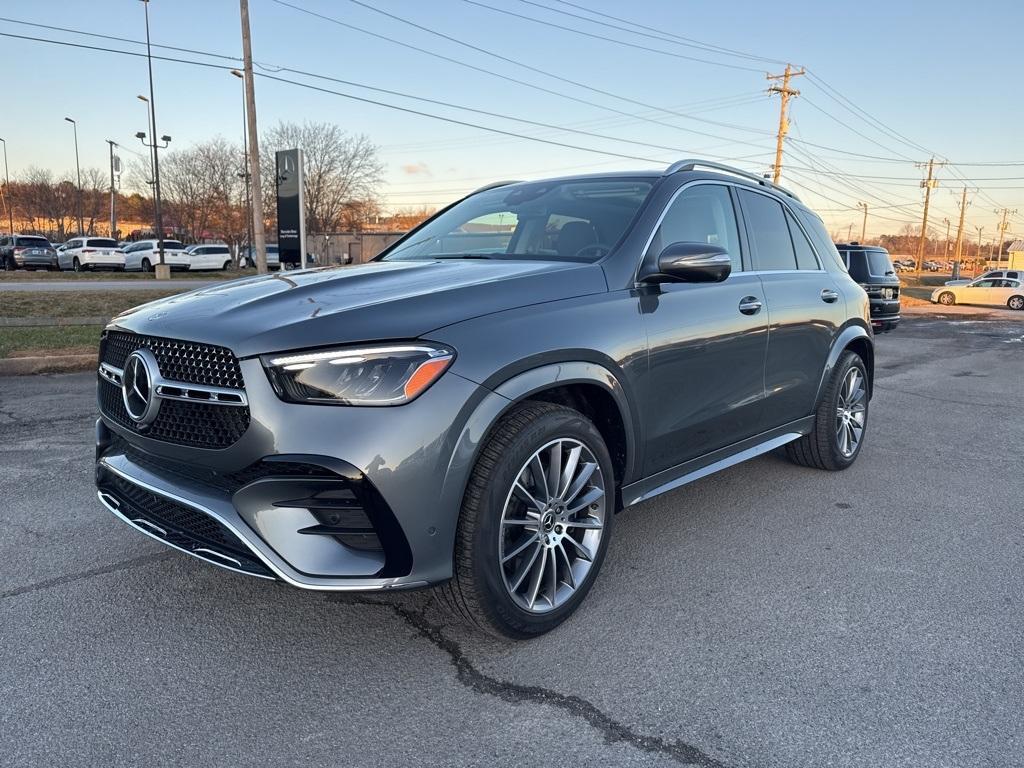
95, 159, 873, 638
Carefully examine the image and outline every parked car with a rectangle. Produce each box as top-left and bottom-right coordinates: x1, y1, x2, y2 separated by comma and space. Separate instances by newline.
836, 242, 900, 332
121, 239, 189, 272
0, 234, 58, 270
945, 268, 1022, 287
58, 237, 125, 271
932, 278, 1024, 310
242, 243, 280, 269
185, 243, 233, 271
94, 159, 875, 638
922, 260, 940, 272
894, 262, 914, 273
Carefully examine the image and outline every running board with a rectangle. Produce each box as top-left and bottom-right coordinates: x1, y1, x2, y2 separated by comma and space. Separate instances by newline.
621, 420, 811, 506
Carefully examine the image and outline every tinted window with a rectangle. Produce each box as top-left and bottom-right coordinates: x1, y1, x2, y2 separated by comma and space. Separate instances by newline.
16, 237, 50, 248
866, 250, 894, 276
384, 179, 653, 262
1008, 271, 1020, 280
208, 246, 230, 254
649, 184, 741, 271
793, 208, 846, 271
740, 190, 796, 270
67, 239, 82, 249
87, 238, 118, 248
161, 240, 185, 250
785, 211, 819, 270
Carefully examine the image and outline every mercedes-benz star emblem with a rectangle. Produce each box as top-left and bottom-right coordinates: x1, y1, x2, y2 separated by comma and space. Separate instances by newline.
122, 349, 161, 426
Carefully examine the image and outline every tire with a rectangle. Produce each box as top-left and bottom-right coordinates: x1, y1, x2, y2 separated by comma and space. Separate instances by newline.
222, 260, 232, 271
1008, 295, 1024, 311
785, 350, 868, 471
141, 258, 152, 273
72, 257, 82, 272
938, 291, 955, 305
3, 257, 14, 271
440, 401, 615, 639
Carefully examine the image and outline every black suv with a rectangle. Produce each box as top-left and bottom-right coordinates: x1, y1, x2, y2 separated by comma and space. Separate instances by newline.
0, 234, 58, 271
836, 243, 900, 332
95, 159, 874, 638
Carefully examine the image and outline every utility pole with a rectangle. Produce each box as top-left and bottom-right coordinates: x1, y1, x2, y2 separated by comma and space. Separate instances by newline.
239, 0, 268, 274
993, 207, 1016, 264
914, 157, 943, 271
942, 218, 951, 259
105, 140, 118, 238
140, 0, 168, 278
767, 64, 804, 184
857, 202, 868, 242
953, 188, 968, 262
974, 225, 984, 274
0, 138, 12, 236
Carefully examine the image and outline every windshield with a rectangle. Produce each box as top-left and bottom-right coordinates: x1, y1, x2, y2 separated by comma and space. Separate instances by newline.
382, 178, 654, 263
16, 237, 50, 248
866, 250, 894, 276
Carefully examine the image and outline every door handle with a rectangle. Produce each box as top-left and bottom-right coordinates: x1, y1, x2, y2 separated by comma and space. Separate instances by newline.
820, 288, 840, 303
738, 296, 763, 315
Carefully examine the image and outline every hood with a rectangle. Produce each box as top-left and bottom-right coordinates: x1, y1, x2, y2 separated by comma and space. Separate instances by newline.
110, 259, 607, 357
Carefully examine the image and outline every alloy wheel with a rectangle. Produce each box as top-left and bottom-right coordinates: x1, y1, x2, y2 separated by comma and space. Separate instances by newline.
835, 367, 867, 458
1009, 296, 1024, 311
498, 438, 606, 614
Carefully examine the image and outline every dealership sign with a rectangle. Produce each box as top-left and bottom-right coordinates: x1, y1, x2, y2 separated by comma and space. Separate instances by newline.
276, 148, 307, 269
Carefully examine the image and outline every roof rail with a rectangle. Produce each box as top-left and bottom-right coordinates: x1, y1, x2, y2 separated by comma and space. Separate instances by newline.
468, 179, 521, 196
663, 159, 800, 201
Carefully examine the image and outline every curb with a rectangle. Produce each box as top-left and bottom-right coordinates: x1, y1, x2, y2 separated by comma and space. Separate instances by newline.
0, 354, 96, 376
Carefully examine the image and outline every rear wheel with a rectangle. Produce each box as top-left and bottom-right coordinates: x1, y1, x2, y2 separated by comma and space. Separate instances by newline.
441, 402, 614, 639
3, 257, 14, 271
938, 291, 956, 305
1008, 295, 1024, 311
222, 260, 232, 271
785, 350, 868, 471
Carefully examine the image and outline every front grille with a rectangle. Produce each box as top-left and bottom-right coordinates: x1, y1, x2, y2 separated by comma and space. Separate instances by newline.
98, 331, 250, 449
101, 331, 243, 389
101, 472, 273, 578
99, 379, 249, 449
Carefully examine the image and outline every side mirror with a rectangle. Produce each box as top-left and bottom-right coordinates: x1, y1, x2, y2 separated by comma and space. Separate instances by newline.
641, 242, 732, 284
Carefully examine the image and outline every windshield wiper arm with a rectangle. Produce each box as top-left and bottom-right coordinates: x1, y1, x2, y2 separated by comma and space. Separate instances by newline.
431, 253, 496, 260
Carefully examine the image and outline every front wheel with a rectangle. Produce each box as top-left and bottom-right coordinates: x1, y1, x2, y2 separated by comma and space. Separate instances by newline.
141, 258, 152, 273
785, 350, 868, 471
72, 257, 82, 272
441, 402, 615, 639
938, 291, 956, 305
1008, 295, 1024, 311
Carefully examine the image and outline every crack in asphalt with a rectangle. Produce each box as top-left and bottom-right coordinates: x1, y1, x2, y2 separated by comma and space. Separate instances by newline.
0, 552, 173, 600
352, 597, 729, 768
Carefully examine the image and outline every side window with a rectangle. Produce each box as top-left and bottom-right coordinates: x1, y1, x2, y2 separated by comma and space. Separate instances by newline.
785, 210, 820, 270
738, 189, 796, 270
649, 184, 742, 272
1008, 271, 1020, 280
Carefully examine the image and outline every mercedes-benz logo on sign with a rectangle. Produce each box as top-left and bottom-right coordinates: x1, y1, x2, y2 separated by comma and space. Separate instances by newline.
122, 349, 161, 426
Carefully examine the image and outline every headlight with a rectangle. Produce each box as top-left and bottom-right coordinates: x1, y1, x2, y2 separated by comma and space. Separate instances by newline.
262, 343, 455, 406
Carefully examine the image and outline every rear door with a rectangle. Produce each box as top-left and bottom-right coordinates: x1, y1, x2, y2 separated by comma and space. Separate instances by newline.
639, 182, 769, 474
737, 188, 845, 428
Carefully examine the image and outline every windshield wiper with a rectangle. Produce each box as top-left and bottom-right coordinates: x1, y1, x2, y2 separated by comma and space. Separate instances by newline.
431, 253, 497, 260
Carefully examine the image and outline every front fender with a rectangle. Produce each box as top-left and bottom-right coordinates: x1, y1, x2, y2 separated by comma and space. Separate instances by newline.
439, 361, 640, 530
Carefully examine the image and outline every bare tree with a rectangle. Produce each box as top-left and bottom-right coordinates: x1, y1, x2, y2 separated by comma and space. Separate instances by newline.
158, 136, 245, 245
260, 121, 382, 235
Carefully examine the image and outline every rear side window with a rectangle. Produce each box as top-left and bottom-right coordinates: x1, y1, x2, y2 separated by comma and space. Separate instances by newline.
87, 238, 118, 248
1008, 271, 1020, 280
208, 246, 230, 254
739, 189, 796, 270
792, 207, 846, 271
162, 240, 185, 250
650, 184, 742, 271
67, 239, 82, 249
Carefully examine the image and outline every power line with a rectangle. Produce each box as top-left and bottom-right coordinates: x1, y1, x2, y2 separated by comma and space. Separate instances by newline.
459, 0, 765, 72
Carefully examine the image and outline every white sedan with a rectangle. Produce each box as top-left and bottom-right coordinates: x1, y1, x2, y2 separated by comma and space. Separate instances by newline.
931, 277, 1024, 310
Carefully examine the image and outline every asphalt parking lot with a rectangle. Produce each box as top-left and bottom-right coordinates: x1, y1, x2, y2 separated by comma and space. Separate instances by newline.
2, 317, 1022, 768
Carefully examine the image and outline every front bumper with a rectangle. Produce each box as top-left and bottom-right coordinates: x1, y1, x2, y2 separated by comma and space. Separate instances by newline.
95, 359, 501, 590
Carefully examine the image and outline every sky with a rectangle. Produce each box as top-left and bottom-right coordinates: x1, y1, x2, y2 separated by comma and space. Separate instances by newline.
2, 0, 1022, 241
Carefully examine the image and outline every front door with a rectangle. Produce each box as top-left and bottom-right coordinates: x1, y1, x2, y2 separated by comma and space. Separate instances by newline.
639, 183, 769, 476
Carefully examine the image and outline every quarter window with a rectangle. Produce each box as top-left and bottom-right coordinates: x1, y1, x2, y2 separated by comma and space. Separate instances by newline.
785, 211, 820, 270
739, 189, 797, 270
649, 184, 742, 272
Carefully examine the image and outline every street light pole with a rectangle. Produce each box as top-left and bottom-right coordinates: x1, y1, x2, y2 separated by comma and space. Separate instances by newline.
230, 69, 253, 266
0, 138, 12, 236
64, 117, 83, 235
239, 0, 268, 274
140, 0, 168, 278
137, 95, 155, 186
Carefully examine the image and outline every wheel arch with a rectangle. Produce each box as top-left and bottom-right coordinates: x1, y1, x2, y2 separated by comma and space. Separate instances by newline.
815, 324, 874, 408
